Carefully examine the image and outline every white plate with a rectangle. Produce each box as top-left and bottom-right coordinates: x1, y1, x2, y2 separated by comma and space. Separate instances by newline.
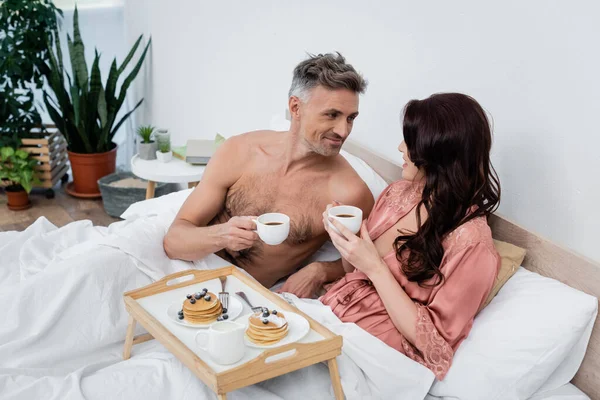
242, 311, 310, 349
167, 296, 243, 329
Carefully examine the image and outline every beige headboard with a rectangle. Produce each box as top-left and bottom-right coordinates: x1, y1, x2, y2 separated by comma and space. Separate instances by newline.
343, 140, 600, 399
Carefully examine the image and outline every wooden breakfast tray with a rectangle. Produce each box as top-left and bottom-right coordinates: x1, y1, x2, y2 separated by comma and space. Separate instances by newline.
122, 266, 344, 399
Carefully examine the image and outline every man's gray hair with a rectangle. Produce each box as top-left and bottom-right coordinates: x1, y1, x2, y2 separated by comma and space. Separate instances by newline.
288, 52, 368, 101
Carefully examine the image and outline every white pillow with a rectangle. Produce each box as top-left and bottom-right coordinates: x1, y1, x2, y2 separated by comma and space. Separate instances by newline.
427, 383, 590, 400
528, 383, 590, 400
340, 149, 389, 201
429, 268, 598, 400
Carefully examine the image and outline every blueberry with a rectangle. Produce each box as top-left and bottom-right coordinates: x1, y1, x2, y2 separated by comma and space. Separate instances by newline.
178, 315, 184, 320
202, 288, 208, 293
262, 310, 270, 318
222, 314, 229, 320
217, 316, 223, 321
194, 292, 201, 300
186, 294, 192, 299
272, 310, 278, 315
262, 318, 269, 324
204, 294, 211, 301
222, 307, 228, 314
178, 310, 184, 316
190, 298, 196, 304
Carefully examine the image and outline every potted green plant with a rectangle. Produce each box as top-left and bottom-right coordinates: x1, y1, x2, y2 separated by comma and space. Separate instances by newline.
0, 0, 62, 148
41, 7, 151, 198
155, 129, 172, 162
0, 147, 40, 210
0, 0, 62, 200
137, 125, 157, 160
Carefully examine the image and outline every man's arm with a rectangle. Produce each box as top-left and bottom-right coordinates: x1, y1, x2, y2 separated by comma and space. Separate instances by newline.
341, 258, 354, 273
163, 135, 258, 261
277, 259, 344, 298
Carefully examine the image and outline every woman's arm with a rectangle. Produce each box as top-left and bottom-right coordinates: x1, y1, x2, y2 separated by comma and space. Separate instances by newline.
369, 263, 418, 343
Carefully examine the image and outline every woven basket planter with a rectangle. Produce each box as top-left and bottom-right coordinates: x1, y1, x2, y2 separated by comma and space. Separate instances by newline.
98, 171, 177, 218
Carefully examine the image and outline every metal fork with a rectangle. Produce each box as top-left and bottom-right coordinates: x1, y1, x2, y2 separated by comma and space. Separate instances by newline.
281, 292, 297, 308
218, 276, 229, 313
235, 291, 264, 313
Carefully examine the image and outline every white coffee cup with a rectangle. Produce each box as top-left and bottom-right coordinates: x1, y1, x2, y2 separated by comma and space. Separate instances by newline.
253, 213, 290, 245
195, 321, 246, 365
327, 205, 363, 235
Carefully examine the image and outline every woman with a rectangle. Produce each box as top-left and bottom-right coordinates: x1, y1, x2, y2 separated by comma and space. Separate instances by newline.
321, 93, 501, 380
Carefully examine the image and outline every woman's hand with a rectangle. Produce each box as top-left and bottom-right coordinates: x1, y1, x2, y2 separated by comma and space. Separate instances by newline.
323, 210, 387, 278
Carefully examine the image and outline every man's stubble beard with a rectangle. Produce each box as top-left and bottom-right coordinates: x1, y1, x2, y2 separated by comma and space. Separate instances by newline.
301, 135, 342, 157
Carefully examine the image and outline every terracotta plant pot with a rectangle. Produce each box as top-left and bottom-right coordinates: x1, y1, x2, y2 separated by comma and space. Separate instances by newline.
67, 145, 117, 198
6, 187, 31, 211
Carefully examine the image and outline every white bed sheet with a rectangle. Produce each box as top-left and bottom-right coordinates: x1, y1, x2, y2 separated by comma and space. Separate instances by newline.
0, 213, 434, 400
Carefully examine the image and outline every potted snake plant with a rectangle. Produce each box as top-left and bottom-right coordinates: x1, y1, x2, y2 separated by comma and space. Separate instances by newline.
0, 147, 40, 210
41, 6, 151, 198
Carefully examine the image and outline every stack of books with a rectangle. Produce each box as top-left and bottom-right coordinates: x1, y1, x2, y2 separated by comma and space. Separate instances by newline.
172, 139, 216, 165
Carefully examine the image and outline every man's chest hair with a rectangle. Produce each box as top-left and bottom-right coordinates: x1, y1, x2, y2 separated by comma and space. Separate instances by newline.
224, 175, 327, 245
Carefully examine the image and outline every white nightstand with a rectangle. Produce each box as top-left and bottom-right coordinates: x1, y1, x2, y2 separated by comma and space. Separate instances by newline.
130, 155, 206, 199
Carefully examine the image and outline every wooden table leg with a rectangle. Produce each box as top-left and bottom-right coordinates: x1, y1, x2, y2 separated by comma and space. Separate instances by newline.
132, 333, 154, 345
188, 181, 198, 189
123, 315, 137, 360
217, 394, 227, 400
328, 358, 344, 400
145, 180, 156, 199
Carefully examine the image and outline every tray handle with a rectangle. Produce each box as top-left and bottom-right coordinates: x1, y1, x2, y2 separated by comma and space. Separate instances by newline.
243, 341, 315, 369
125, 267, 234, 299
157, 269, 204, 285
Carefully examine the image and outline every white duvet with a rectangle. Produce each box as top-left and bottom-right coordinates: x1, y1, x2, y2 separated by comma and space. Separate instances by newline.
0, 208, 435, 400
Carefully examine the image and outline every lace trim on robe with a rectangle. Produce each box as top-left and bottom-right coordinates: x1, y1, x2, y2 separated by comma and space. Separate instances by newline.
400, 303, 453, 380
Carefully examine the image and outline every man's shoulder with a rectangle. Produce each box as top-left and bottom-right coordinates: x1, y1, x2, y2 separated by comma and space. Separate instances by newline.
329, 154, 373, 205
222, 130, 282, 153
230, 130, 281, 143
214, 130, 272, 156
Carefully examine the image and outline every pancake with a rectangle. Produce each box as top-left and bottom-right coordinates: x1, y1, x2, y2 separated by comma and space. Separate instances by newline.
246, 308, 288, 345
180, 291, 222, 325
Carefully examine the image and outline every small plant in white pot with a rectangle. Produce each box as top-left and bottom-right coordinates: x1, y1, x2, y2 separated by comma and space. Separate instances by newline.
155, 129, 172, 162
137, 125, 157, 160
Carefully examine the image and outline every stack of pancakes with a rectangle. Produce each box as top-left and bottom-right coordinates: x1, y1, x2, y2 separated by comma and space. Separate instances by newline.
182, 292, 222, 324
246, 309, 288, 345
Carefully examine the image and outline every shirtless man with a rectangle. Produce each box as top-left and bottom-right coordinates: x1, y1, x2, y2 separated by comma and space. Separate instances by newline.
163, 53, 373, 297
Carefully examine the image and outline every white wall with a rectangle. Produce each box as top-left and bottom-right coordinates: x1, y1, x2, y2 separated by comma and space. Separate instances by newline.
125, 0, 600, 263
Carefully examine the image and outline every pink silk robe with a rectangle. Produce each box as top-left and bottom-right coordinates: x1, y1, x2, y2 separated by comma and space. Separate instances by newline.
321, 180, 500, 380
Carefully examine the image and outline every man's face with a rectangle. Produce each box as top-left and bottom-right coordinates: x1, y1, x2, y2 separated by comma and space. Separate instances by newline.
294, 86, 359, 156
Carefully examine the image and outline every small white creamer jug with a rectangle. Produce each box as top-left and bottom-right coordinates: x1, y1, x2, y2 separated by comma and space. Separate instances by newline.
195, 321, 246, 365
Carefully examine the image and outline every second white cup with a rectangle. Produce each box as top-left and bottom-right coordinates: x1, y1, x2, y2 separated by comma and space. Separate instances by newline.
253, 213, 290, 245
327, 205, 363, 235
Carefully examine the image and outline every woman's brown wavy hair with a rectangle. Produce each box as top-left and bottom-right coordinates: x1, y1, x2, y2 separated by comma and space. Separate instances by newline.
394, 93, 501, 286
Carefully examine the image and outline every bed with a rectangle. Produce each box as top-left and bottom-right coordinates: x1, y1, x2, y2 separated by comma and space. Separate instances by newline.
0, 140, 598, 400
